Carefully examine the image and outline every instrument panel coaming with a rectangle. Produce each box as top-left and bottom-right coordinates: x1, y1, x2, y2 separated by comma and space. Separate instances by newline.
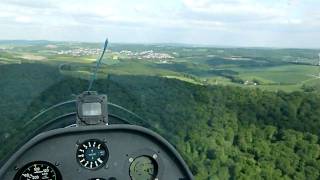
0, 125, 193, 180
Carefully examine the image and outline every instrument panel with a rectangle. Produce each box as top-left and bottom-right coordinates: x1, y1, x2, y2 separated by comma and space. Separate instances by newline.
0, 125, 193, 180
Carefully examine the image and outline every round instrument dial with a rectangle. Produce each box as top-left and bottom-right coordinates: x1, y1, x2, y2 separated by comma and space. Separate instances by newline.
129, 156, 158, 180
14, 161, 62, 180
76, 139, 108, 170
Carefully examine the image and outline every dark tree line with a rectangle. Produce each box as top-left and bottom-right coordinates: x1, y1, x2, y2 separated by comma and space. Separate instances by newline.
0, 64, 320, 179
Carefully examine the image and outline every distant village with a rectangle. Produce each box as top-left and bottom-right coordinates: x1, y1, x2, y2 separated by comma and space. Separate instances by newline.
115, 50, 174, 63
56, 48, 102, 56
54, 48, 175, 63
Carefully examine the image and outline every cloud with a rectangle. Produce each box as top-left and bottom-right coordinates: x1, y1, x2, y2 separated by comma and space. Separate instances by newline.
1, 0, 56, 9
0, 0, 319, 48
15, 16, 33, 23
181, 0, 287, 23
181, 0, 320, 34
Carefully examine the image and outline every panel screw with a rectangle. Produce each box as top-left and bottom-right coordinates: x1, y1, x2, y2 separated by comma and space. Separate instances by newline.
55, 162, 60, 166
152, 154, 158, 159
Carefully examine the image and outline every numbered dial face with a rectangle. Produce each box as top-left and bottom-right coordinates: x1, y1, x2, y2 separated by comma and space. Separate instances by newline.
77, 139, 108, 170
14, 161, 62, 180
129, 156, 158, 180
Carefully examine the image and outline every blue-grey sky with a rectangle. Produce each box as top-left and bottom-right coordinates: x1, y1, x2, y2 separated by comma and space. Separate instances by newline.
0, 0, 319, 48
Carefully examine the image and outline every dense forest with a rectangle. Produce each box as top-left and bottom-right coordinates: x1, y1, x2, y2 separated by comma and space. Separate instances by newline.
0, 63, 320, 179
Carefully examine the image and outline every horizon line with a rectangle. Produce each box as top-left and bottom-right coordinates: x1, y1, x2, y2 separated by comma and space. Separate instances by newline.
0, 39, 319, 50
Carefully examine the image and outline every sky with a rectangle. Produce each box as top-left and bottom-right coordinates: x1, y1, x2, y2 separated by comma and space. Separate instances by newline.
0, 0, 320, 48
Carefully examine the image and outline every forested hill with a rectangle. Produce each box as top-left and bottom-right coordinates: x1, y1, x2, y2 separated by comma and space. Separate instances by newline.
0, 63, 62, 130
23, 75, 320, 179
1, 63, 320, 179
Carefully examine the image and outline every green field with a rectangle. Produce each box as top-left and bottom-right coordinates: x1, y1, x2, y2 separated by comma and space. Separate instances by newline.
1, 40, 320, 92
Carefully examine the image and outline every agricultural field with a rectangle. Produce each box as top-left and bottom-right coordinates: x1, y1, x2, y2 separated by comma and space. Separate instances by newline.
1, 40, 320, 92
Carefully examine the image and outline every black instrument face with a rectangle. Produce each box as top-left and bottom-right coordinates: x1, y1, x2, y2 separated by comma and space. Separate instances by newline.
129, 156, 158, 180
76, 139, 108, 170
14, 161, 62, 180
